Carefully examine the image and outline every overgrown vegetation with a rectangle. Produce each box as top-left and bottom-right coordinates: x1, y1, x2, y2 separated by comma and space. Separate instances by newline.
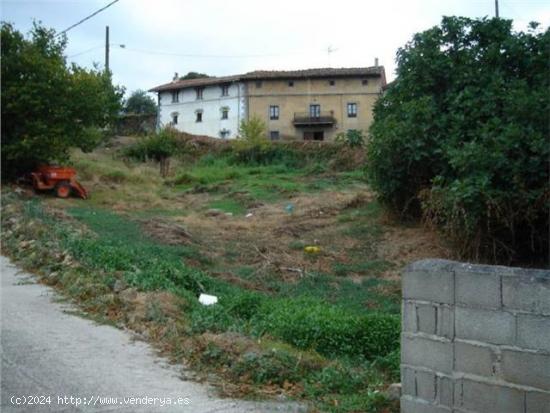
1, 191, 400, 412
1, 22, 124, 179
335, 129, 365, 148
0, 134, 414, 412
123, 127, 179, 176
366, 16, 549, 265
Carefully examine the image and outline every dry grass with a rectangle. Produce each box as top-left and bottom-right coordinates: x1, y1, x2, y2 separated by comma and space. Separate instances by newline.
43, 136, 450, 289
377, 225, 453, 280
175, 191, 369, 279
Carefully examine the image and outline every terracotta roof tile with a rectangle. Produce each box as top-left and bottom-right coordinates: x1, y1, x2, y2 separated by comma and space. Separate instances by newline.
149, 66, 384, 92
243, 66, 383, 79
149, 75, 240, 92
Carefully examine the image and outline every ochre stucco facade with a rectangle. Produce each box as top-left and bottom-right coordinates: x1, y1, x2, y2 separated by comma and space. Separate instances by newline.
246, 77, 383, 141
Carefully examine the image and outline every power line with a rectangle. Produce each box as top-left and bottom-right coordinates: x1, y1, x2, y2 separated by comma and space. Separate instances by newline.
67, 44, 306, 62
68, 45, 103, 58
57, 0, 120, 36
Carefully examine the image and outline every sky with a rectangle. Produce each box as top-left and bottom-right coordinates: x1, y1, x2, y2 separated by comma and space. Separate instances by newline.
2, 0, 549, 97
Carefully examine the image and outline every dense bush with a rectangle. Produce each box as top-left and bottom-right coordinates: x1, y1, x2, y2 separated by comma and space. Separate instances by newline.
123, 127, 180, 176
335, 129, 365, 148
123, 127, 179, 162
232, 116, 273, 164
231, 144, 302, 167
231, 116, 345, 167
230, 116, 367, 168
366, 17, 549, 265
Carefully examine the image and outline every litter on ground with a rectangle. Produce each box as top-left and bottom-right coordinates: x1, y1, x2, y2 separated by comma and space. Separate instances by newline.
199, 293, 218, 306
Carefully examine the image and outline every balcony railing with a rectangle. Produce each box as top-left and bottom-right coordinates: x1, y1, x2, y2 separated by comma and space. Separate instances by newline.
293, 111, 336, 127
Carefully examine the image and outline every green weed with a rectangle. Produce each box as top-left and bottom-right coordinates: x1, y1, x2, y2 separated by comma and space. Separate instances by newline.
208, 198, 247, 215
2, 190, 400, 413
332, 260, 392, 277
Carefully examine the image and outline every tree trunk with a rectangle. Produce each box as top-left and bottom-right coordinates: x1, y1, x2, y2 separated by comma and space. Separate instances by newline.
159, 157, 170, 177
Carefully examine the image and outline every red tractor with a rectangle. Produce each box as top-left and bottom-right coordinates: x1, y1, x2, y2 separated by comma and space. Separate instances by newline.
31, 165, 88, 199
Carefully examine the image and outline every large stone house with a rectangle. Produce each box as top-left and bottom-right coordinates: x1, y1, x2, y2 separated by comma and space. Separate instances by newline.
149, 66, 386, 141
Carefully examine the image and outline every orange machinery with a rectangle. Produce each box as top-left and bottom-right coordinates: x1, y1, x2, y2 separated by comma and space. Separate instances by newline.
31, 165, 88, 199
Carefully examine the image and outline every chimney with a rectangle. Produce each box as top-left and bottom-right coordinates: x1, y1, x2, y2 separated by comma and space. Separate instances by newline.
173, 72, 179, 81
374, 57, 379, 67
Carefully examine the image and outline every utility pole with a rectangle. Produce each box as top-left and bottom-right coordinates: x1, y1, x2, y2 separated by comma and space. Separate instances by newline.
495, 0, 499, 18
105, 25, 110, 73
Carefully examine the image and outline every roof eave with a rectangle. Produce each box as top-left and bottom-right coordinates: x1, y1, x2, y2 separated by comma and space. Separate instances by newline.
149, 66, 386, 92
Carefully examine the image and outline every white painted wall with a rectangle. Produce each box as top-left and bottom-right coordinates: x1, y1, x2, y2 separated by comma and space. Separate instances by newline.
158, 82, 246, 139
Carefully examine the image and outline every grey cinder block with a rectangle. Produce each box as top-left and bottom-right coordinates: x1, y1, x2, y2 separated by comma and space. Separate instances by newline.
401, 366, 417, 397
526, 390, 550, 413
403, 300, 417, 333
455, 269, 501, 309
502, 274, 550, 315
458, 378, 525, 413
517, 314, 550, 352
402, 334, 453, 374
400, 396, 452, 413
436, 305, 454, 339
416, 369, 436, 401
403, 267, 454, 304
455, 306, 516, 345
454, 340, 496, 377
417, 304, 437, 335
437, 375, 453, 408
501, 349, 550, 391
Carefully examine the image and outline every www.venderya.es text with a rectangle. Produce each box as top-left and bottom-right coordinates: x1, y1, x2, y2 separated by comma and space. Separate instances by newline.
9, 395, 191, 408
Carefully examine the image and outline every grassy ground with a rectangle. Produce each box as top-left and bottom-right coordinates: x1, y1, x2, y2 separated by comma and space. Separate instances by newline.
1, 137, 450, 413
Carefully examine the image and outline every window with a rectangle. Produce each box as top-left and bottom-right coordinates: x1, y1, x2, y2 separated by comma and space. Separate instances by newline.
196, 111, 203, 122
221, 84, 229, 96
269, 105, 279, 120
329, 80, 335, 86
220, 129, 230, 139
221, 107, 229, 120
288, 81, 294, 87
270, 131, 280, 141
362, 79, 368, 86
171, 90, 179, 103
347, 103, 357, 118
255, 80, 263, 88
195, 87, 204, 100
171, 113, 178, 124
309, 104, 321, 118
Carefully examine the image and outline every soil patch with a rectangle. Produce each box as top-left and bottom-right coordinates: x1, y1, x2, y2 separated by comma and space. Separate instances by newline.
140, 218, 193, 245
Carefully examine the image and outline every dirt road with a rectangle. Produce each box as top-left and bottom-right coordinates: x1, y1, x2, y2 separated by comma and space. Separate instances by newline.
0, 256, 304, 412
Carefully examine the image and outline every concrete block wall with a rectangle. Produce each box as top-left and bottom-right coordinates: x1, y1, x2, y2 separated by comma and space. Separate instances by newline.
401, 259, 550, 413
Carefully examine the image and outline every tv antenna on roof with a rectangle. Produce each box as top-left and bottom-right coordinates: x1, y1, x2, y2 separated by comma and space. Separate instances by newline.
327, 45, 338, 67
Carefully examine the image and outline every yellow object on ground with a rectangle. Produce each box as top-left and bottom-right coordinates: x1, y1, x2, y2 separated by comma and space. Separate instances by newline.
304, 246, 321, 254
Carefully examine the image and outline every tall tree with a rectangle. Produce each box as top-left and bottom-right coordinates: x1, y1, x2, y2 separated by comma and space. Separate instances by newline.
179, 71, 209, 80
1, 22, 124, 178
366, 17, 549, 264
124, 89, 157, 115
